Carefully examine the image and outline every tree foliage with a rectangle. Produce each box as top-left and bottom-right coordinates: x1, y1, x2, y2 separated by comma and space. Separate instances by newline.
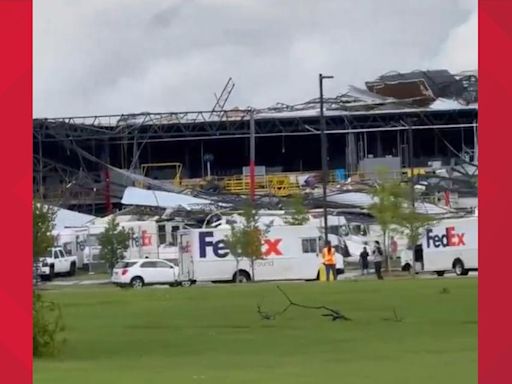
283, 194, 310, 226
225, 201, 271, 282
395, 208, 437, 252
33, 202, 56, 260
33, 290, 65, 357
368, 174, 407, 271
368, 169, 438, 273
394, 202, 437, 274
98, 217, 130, 273
33, 201, 64, 357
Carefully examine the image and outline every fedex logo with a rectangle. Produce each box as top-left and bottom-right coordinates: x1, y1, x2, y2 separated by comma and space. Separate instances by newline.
76, 238, 86, 252
129, 229, 153, 248
426, 226, 465, 249
198, 231, 283, 259
180, 241, 191, 254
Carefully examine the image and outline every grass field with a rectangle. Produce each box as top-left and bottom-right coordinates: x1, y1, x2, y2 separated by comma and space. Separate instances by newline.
34, 278, 477, 384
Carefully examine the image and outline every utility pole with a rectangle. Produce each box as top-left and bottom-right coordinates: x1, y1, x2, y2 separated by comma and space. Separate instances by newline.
104, 141, 112, 215
38, 131, 44, 200
473, 119, 478, 164
319, 73, 334, 243
249, 109, 256, 203
407, 124, 416, 276
407, 125, 415, 208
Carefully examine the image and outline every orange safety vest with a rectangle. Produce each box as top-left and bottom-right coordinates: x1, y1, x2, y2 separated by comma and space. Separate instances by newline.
322, 247, 336, 265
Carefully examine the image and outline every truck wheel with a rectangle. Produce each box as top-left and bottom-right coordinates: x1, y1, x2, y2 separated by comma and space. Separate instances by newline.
233, 271, 251, 283
68, 262, 76, 277
453, 260, 466, 276
130, 277, 144, 289
402, 263, 411, 273
435, 271, 445, 277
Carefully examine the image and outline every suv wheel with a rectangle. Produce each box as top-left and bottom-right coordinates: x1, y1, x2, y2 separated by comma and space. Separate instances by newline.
131, 277, 144, 289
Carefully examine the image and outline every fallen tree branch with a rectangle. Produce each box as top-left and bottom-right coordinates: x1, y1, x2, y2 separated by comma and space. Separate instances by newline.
257, 286, 351, 322
382, 307, 403, 322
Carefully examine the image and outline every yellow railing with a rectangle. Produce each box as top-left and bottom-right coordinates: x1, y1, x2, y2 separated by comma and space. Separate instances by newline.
135, 162, 183, 188
402, 167, 427, 178
131, 166, 429, 195
222, 174, 300, 197
267, 175, 300, 196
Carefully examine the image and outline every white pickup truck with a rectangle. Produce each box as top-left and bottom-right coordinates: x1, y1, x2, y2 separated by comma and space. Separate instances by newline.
37, 247, 78, 281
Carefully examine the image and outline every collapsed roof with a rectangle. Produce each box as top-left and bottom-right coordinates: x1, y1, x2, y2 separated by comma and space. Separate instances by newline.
258, 69, 477, 115
365, 70, 478, 107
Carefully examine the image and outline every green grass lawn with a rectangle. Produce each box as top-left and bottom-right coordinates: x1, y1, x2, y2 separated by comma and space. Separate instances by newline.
34, 278, 477, 384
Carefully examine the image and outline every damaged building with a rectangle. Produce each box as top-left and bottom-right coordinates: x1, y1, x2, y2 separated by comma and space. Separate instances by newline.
33, 69, 478, 214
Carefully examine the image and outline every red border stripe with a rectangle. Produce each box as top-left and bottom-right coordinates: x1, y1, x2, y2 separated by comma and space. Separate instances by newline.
0, 0, 32, 383
480, 0, 512, 383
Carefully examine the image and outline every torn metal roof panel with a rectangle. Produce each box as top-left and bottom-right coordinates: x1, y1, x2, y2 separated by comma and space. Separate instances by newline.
51, 206, 96, 231
121, 186, 213, 209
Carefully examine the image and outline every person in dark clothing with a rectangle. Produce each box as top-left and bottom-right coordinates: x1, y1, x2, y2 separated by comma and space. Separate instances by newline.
372, 241, 384, 280
359, 247, 369, 275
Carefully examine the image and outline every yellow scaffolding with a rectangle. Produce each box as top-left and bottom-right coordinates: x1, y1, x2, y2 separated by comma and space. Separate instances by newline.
402, 167, 427, 178
133, 166, 430, 195
223, 174, 300, 197
135, 162, 183, 188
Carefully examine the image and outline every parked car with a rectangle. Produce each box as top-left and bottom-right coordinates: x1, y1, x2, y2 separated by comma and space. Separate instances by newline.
111, 259, 180, 288
36, 247, 78, 281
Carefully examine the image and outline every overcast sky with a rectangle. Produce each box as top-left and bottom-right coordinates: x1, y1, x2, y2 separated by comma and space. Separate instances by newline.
34, 0, 477, 118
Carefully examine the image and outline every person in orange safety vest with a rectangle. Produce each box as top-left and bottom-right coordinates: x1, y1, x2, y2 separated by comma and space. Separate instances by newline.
322, 241, 337, 281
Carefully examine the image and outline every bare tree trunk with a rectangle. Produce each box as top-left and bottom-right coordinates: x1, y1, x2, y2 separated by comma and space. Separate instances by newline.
383, 230, 391, 273
251, 260, 255, 283
410, 241, 417, 278
235, 258, 240, 283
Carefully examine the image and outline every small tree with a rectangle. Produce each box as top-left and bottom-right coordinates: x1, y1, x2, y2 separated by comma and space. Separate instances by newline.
225, 202, 271, 282
33, 290, 65, 357
33, 202, 56, 261
395, 204, 437, 275
98, 216, 130, 273
368, 172, 407, 272
33, 201, 64, 357
284, 194, 310, 226
224, 220, 245, 282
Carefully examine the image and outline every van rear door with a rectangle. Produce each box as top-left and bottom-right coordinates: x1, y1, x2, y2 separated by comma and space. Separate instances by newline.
178, 231, 193, 281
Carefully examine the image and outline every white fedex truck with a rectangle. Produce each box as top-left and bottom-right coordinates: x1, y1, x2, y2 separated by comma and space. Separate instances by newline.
178, 225, 344, 283
53, 225, 108, 269
216, 211, 370, 262
53, 228, 88, 269
120, 220, 185, 264
400, 216, 477, 276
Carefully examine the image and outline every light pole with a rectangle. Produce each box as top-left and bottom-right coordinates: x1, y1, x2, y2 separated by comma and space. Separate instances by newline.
249, 110, 256, 203
204, 153, 214, 179
407, 125, 415, 209
319, 73, 334, 244
407, 123, 416, 276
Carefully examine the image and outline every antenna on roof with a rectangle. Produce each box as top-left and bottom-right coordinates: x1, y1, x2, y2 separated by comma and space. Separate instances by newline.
209, 77, 235, 119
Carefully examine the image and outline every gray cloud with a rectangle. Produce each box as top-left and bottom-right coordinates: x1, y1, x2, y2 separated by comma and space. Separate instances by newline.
34, 0, 477, 117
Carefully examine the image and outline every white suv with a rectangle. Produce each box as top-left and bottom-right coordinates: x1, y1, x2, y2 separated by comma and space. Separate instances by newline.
112, 259, 180, 288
